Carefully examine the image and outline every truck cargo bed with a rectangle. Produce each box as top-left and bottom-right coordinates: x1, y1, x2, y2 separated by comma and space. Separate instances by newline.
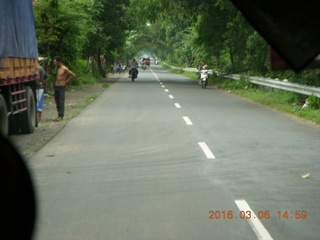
0, 57, 38, 85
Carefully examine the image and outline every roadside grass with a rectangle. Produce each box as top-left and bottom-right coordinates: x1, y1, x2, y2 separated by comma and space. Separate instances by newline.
69, 94, 99, 120
32, 147, 41, 153
69, 102, 89, 120
68, 81, 97, 91
216, 77, 320, 125
162, 64, 200, 81
44, 94, 53, 102
86, 94, 98, 101
41, 118, 52, 124
162, 65, 184, 74
24, 147, 42, 157
162, 64, 320, 125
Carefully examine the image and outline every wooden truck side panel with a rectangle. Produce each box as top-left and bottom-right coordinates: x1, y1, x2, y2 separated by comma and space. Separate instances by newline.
0, 57, 39, 85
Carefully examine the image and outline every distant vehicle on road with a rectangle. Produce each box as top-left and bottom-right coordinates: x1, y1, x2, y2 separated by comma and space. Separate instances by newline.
141, 58, 150, 66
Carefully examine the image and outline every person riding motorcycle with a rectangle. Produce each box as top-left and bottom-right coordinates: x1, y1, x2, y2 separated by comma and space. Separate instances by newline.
129, 58, 139, 78
199, 64, 209, 88
200, 65, 209, 78
197, 61, 208, 84
142, 59, 147, 70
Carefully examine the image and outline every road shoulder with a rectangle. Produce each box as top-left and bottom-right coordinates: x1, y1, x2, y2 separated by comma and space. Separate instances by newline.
9, 73, 123, 159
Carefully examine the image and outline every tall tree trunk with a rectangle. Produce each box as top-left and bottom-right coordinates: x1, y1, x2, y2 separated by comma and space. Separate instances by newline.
229, 47, 235, 73
216, 54, 220, 67
96, 51, 101, 76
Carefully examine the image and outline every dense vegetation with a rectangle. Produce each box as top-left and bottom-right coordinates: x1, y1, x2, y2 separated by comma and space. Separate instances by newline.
33, 0, 320, 88
33, 0, 130, 85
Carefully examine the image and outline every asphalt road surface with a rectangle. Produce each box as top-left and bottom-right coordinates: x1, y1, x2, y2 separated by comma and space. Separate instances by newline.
29, 64, 320, 240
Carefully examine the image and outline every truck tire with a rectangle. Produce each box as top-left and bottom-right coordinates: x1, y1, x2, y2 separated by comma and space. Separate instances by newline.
0, 94, 9, 136
20, 86, 36, 134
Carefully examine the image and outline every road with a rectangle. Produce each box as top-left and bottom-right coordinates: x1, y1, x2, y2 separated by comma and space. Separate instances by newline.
29, 64, 320, 240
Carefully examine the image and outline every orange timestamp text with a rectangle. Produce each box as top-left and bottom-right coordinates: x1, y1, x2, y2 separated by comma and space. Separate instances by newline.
208, 210, 308, 219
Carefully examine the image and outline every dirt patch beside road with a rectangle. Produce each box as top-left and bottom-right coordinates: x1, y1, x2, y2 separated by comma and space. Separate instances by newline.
9, 73, 124, 159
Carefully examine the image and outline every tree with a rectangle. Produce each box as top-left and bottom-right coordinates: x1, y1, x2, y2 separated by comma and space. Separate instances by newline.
83, 0, 130, 75
34, 0, 92, 64
125, 0, 270, 73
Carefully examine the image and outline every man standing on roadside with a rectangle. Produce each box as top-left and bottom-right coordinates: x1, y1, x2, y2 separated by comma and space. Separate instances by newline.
53, 56, 76, 121
36, 64, 48, 123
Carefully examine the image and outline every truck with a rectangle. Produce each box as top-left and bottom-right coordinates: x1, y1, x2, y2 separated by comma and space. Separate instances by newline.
0, 0, 39, 136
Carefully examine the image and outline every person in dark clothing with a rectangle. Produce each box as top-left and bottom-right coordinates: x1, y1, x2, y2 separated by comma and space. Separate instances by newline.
53, 56, 76, 121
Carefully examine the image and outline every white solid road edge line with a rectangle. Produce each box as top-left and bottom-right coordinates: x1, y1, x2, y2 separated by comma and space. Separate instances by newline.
234, 199, 273, 240
198, 142, 215, 159
183, 116, 193, 125
174, 103, 181, 108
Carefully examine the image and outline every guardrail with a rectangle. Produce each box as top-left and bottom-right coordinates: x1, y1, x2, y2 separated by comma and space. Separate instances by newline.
164, 64, 320, 98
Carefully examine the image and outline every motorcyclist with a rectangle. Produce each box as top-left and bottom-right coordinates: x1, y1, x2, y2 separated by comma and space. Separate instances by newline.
200, 65, 209, 78
116, 61, 123, 74
129, 58, 139, 78
142, 59, 147, 70
200, 64, 209, 88
197, 61, 206, 74
197, 61, 208, 83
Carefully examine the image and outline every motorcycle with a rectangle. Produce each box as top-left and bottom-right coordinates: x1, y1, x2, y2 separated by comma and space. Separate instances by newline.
141, 65, 146, 70
131, 68, 138, 82
200, 69, 209, 89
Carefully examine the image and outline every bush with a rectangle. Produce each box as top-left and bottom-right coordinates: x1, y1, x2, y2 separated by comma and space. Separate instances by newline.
69, 59, 99, 86
306, 94, 320, 109
218, 76, 257, 90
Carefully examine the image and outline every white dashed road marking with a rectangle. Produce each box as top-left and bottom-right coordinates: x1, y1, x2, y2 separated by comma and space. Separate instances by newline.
183, 116, 193, 125
165, 89, 169, 92
234, 199, 273, 240
174, 103, 181, 109
198, 142, 215, 159
169, 95, 174, 99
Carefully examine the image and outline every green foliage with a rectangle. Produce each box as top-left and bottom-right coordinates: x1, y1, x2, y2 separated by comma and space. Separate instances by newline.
34, 0, 92, 62
306, 94, 320, 109
266, 69, 320, 87
294, 108, 320, 124
218, 76, 257, 90
126, 0, 320, 87
34, 0, 130, 81
69, 59, 99, 87
32, 0, 320, 88
86, 94, 98, 101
